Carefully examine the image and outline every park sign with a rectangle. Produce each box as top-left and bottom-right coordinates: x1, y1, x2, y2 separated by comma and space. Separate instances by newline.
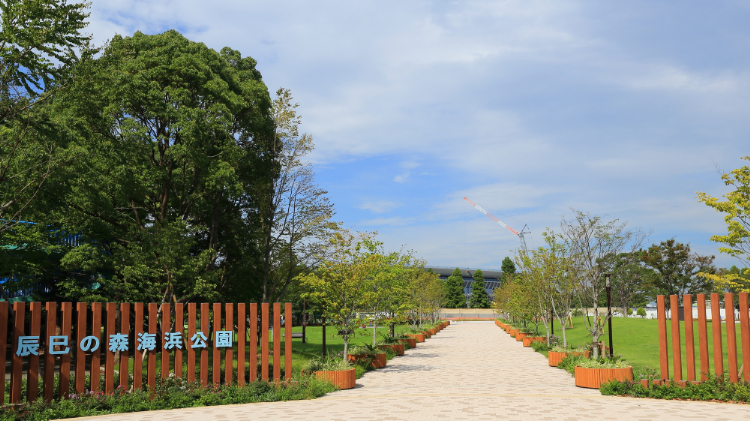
0, 301, 293, 406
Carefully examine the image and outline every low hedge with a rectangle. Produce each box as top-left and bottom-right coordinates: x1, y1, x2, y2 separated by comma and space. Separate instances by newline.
601, 377, 750, 403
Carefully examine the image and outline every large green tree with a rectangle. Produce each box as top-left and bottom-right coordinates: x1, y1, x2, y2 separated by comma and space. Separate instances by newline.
49, 30, 274, 304
501, 256, 516, 285
445, 267, 465, 308
641, 239, 715, 299
469, 269, 490, 308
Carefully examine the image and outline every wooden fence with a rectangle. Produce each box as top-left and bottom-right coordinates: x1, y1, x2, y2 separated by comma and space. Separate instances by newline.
656, 293, 750, 383
1, 301, 293, 405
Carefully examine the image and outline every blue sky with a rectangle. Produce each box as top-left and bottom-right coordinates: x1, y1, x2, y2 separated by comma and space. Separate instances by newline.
87, 0, 750, 269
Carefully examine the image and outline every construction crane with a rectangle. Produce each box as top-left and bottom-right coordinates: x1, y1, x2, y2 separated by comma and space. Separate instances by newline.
463, 196, 531, 251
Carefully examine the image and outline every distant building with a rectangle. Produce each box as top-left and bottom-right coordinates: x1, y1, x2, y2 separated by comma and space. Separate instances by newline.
425, 266, 502, 304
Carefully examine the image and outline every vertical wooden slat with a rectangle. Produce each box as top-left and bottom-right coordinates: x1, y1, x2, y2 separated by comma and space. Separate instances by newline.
237, 303, 246, 386
175, 303, 183, 379
657, 295, 669, 380
43, 302, 56, 402
684, 294, 695, 382
0, 302, 7, 406
711, 293, 723, 378
670, 295, 682, 382
262, 303, 269, 381
697, 294, 709, 381
213, 303, 221, 384
200, 303, 209, 386
105, 303, 117, 393
161, 303, 170, 379
250, 303, 257, 383
133, 303, 143, 390
188, 303, 196, 382
725, 293, 738, 383
27, 302, 41, 402
285, 303, 292, 381
225, 303, 233, 385
90, 302, 102, 392
147, 303, 157, 392
740, 292, 750, 381
10, 302, 25, 404
60, 302, 72, 398
119, 303, 130, 390
75, 302, 87, 394
273, 302, 281, 381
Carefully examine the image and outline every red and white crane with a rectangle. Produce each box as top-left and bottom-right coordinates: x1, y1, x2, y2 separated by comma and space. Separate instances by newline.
463, 196, 530, 250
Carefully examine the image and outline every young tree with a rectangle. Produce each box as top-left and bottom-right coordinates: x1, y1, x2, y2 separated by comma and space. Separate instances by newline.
445, 267, 466, 308
299, 230, 378, 360
601, 251, 654, 316
697, 157, 750, 292
501, 256, 516, 285
560, 209, 647, 358
469, 269, 490, 308
641, 239, 715, 299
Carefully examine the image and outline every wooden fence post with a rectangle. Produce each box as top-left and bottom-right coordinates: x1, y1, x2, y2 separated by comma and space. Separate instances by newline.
161, 303, 171, 379
90, 302, 102, 392
147, 303, 157, 392
133, 303, 143, 390
740, 292, 750, 381
213, 303, 221, 385
262, 303, 269, 381
285, 302, 292, 381
119, 303, 130, 390
105, 302, 116, 393
0, 302, 7, 405
670, 295, 682, 382
175, 303, 183, 379
237, 303, 246, 386
187, 303, 196, 382
725, 293, 738, 383
27, 302, 41, 402
710, 293, 723, 378
697, 294, 709, 381
273, 302, 281, 381
75, 302, 87, 394
250, 303, 258, 383
225, 303, 234, 385
11, 302, 25, 403
657, 295, 669, 380
200, 303, 209, 386
43, 302, 56, 402
60, 302, 72, 398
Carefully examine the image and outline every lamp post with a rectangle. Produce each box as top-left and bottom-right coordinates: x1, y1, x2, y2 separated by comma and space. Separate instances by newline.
605, 273, 613, 358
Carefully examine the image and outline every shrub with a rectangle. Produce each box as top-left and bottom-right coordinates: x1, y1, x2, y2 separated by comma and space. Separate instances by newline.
600, 376, 750, 403
636, 307, 647, 318
627, 308, 633, 316
307, 355, 352, 372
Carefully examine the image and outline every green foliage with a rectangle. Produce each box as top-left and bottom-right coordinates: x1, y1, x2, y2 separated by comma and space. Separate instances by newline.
0, 377, 335, 421
636, 307, 647, 318
600, 377, 750, 403
501, 256, 515, 284
306, 355, 352, 372
445, 267, 465, 308
469, 269, 490, 308
641, 239, 715, 297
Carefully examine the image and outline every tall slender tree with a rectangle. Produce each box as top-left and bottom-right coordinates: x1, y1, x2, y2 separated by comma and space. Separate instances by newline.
445, 267, 466, 308
469, 269, 490, 308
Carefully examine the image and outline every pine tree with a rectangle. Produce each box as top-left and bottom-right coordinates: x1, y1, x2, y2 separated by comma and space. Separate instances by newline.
501, 257, 516, 285
446, 268, 466, 308
469, 269, 490, 308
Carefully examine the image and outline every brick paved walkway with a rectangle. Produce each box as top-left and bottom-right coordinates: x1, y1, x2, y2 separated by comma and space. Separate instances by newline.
70, 322, 748, 421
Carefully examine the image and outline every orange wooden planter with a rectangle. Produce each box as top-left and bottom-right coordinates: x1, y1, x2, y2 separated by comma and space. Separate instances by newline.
423, 331, 431, 338
515, 332, 527, 341
399, 338, 417, 348
548, 351, 591, 366
509, 329, 519, 337
429, 328, 437, 335
379, 344, 405, 356
574, 366, 633, 388
347, 353, 387, 368
315, 368, 356, 389
408, 333, 425, 343
522, 336, 545, 347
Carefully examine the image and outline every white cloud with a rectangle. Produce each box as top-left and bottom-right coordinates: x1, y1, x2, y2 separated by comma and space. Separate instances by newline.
358, 200, 400, 214
393, 172, 410, 183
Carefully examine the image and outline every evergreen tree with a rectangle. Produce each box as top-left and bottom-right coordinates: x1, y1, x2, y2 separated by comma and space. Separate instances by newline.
501, 257, 516, 285
469, 269, 490, 308
446, 267, 466, 308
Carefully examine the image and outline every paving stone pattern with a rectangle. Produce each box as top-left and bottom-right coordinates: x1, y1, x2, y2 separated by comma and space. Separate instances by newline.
69, 322, 749, 421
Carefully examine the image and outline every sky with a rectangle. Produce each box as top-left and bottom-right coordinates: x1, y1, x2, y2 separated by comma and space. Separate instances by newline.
86, 0, 750, 270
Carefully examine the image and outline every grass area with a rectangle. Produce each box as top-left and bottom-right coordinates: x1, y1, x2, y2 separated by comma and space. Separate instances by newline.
504, 316, 745, 378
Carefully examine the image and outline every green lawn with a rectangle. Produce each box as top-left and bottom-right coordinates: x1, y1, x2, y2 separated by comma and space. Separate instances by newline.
507, 316, 746, 379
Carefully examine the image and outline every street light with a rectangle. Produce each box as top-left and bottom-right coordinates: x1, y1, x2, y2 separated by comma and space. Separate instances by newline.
605, 273, 613, 358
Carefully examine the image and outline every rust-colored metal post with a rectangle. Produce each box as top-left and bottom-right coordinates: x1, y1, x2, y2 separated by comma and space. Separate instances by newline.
697, 294, 709, 381
740, 292, 750, 381
187, 303, 196, 382
200, 303, 209, 386
119, 303, 130, 390
147, 303, 157, 393
43, 302, 56, 402
250, 303, 258, 382
0, 302, 7, 405
683, 294, 695, 381
262, 303, 269, 381
213, 303, 221, 385
657, 295, 669, 380
89, 303, 102, 392
225, 303, 234, 385
27, 302, 41, 402
725, 293, 738, 383
273, 303, 281, 381
161, 303, 171, 379
670, 295, 682, 382
133, 303, 144, 390
105, 303, 116, 393
10, 302, 25, 403
285, 303, 293, 381
237, 303, 246, 386
175, 303, 183, 378
60, 302, 72, 398
711, 293, 723, 378
75, 302, 87, 394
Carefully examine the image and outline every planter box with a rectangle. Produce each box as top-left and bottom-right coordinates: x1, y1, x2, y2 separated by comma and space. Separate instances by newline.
574, 366, 633, 389
379, 343, 405, 356
522, 336, 545, 347
509, 329, 519, 337
548, 351, 591, 366
515, 332, 527, 341
423, 331, 432, 338
399, 338, 417, 348
407, 333, 425, 343
429, 328, 437, 335
347, 353, 387, 368
315, 368, 356, 389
